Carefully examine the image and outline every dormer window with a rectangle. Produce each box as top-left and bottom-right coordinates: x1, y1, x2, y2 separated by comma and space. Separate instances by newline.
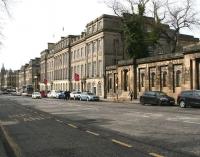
92, 24, 96, 33
88, 27, 92, 34
98, 21, 102, 30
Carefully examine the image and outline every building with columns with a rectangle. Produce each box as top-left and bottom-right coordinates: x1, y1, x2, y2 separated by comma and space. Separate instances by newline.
40, 14, 124, 97
106, 43, 200, 101
39, 14, 199, 99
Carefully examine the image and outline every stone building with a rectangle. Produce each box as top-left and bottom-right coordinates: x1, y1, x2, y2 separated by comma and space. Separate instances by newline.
18, 58, 40, 92
106, 43, 200, 101
0, 64, 6, 90
0, 64, 19, 91
19, 64, 28, 91
39, 14, 124, 97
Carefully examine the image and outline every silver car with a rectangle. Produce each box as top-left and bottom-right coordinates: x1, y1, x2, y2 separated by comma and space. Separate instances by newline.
79, 92, 99, 101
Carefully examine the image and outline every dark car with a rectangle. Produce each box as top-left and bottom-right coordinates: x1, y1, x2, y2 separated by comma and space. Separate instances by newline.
177, 90, 200, 108
140, 91, 175, 106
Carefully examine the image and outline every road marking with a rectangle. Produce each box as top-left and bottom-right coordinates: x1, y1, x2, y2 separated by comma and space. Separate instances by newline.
55, 119, 63, 123
67, 123, 78, 128
86, 130, 99, 136
183, 121, 200, 125
111, 139, 132, 148
149, 152, 164, 157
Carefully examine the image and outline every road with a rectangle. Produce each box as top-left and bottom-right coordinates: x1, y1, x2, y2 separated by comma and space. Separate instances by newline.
0, 95, 200, 157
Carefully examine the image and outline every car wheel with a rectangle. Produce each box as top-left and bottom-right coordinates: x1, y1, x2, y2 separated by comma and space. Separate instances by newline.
140, 98, 145, 105
158, 100, 162, 106
179, 100, 186, 108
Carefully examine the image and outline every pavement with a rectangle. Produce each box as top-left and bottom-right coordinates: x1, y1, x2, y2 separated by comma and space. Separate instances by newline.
101, 98, 140, 104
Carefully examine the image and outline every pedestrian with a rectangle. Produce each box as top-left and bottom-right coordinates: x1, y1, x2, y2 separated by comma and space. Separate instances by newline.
64, 91, 67, 100
129, 90, 133, 101
67, 91, 70, 100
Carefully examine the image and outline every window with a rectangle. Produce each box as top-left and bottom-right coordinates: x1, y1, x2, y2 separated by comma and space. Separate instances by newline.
77, 49, 80, 59
88, 27, 92, 34
81, 48, 83, 58
124, 70, 128, 91
71, 51, 73, 61
81, 65, 83, 78
98, 21, 102, 30
162, 71, 167, 87
109, 78, 112, 89
176, 70, 181, 87
92, 61, 96, 77
92, 24, 96, 33
98, 39, 102, 54
88, 63, 92, 77
93, 41, 97, 53
141, 73, 145, 87
98, 60, 102, 77
74, 50, 76, 60
88, 44, 91, 56
151, 72, 155, 87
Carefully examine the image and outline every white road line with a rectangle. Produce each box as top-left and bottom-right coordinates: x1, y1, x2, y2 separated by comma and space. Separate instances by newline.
55, 119, 63, 123
111, 139, 132, 148
67, 123, 78, 128
183, 121, 200, 125
86, 130, 99, 136
149, 152, 164, 157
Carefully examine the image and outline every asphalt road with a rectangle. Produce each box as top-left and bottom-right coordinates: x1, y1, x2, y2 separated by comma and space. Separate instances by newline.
0, 95, 200, 157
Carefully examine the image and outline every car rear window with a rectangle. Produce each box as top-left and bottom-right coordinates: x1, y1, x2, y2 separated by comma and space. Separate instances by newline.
181, 91, 193, 96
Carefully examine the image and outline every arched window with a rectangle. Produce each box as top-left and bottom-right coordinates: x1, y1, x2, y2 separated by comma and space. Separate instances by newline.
163, 71, 167, 87
141, 73, 145, 87
176, 70, 181, 87
151, 72, 155, 87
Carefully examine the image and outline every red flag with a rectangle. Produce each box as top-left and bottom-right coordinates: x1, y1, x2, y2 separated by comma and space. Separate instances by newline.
74, 73, 79, 81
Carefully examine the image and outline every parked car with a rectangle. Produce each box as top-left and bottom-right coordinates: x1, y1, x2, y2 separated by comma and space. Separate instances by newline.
70, 91, 82, 100
56, 91, 65, 99
22, 92, 28, 96
177, 90, 200, 108
79, 92, 99, 101
47, 90, 57, 98
140, 91, 175, 106
32, 92, 41, 99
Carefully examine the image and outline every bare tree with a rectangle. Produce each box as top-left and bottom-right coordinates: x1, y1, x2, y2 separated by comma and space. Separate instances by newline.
0, 0, 11, 45
164, 0, 200, 52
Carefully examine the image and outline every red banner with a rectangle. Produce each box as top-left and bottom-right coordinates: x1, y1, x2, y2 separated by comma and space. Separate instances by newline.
74, 73, 79, 81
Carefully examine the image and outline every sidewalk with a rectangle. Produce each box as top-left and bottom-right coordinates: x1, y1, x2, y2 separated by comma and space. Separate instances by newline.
101, 98, 140, 104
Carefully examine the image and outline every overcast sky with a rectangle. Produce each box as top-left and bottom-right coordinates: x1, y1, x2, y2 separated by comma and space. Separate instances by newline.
0, 0, 200, 70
